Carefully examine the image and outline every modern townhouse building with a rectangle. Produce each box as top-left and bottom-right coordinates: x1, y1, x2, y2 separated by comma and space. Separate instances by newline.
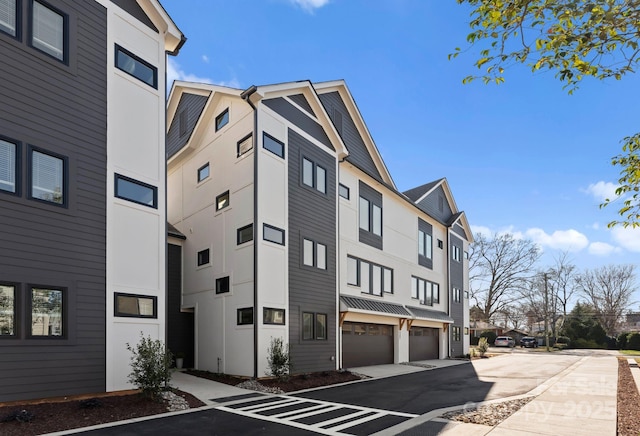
0, 0, 183, 402
166, 79, 472, 378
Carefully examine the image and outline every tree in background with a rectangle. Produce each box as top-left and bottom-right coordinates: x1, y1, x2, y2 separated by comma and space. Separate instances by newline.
452, 0, 640, 227
575, 264, 637, 335
469, 232, 541, 322
561, 302, 607, 347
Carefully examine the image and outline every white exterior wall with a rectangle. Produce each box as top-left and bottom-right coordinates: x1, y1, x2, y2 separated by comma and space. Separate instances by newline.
104, 3, 169, 391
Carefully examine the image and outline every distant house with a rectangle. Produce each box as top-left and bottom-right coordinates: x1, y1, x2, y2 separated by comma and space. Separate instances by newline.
503, 328, 530, 343
469, 320, 504, 338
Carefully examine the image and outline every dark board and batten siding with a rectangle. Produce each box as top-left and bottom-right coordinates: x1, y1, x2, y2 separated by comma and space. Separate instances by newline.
318, 91, 383, 183
167, 93, 209, 158
0, 1, 108, 402
449, 234, 465, 358
287, 129, 338, 374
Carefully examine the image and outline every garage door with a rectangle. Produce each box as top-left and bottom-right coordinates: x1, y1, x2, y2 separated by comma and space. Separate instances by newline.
342, 322, 394, 368
409, 326, 439, 361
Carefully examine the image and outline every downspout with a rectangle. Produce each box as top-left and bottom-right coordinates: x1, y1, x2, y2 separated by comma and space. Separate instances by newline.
241, 85, 259, 379
446, 226, 451, 358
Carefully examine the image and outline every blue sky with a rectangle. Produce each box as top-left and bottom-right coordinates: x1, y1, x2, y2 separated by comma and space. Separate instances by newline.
162, 0, 640, 301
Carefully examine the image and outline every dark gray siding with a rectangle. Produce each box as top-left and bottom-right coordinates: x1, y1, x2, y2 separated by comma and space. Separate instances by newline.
418, 218, 433, 269
167, 244, 194, 369
167, 93, 209, 158
287, 129, 337, 373
0, 1, 107, 402
453, 223, 467, 240
318, 91, 383, 182
263, 98, 333, 150
450, 235, 464, 357
289, 93, 315, 117
416, 185, 453, 224
110, 0, 158, 32
358, 181, 383, 250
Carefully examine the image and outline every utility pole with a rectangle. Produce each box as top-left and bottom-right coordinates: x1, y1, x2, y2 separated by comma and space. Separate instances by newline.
544, 273, 550, 352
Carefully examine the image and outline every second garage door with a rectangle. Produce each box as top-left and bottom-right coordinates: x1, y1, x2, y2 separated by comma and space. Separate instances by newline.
409, 326, 439, 361
342, 322, 393, 368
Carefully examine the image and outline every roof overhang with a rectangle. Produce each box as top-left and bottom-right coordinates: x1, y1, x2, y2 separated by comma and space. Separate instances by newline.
137, 0, 185, 54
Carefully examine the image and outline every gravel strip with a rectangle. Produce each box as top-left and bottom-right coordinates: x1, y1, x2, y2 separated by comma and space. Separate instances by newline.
440, 397, 534, 426
235, 379, 285, 395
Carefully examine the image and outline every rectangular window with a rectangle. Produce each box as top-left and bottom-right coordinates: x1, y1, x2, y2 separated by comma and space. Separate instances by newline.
216, 276, 230, 294
30, 147, 66, 206
115, 174, 157, 208
237, 224, 253, 245
348, 256, 392, 295
0, 0, 17, 37
30, 286, 63, 337
0, 284, 15, 336
438, 239, 444, 249
315, 313, 327, 340
263, 132, 284, 158
433, 283, 440, 304
372, 204, 382, 236
338, 183, 350, 199
464, 327, 469, 335
412, 276, 438, 306
263, 224, 285, 245
359, 182, 383, 246
237, 133, 253, 157
453, 326, 461, 342
316, 166, 326, 194
0, 138, 18, 194
302, 158, 313, 187
32, 0, 66, 62
215, 108, 229, 131
359, 197, 370, 231
303, 238, 326, 270
453, 245, 461, 262
302, 312, 313, 340
453, 287, 461, 303
347, 256, 359, 285
197, 249, 210, 266
237, 307, 253, 325
301, 156, 326, 194
419, 229, 432, 260
383, 268, 393, 293
114, 292, 157, 318
216, 190, 229, 211
317, 243, 326, 270
263, 307, 285, 325
197, 163, 210, 182
115, 44, 157, 88
302, 312, 327, 340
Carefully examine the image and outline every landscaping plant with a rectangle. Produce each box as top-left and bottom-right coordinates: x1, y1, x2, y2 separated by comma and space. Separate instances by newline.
266, 337, 291, 380
126, 333, 173, 399
477, 337, 489, 357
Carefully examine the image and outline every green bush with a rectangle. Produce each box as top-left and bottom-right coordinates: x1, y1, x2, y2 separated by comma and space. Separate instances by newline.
480, 331, 497, 345
555, 336, 570, 344
618, 332, 629, 350
628, 332, 640, 351
267, 337, 291, 380
126, 333, 173, 399
571, 338, 603, 349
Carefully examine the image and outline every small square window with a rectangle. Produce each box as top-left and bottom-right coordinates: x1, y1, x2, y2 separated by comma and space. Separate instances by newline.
237, 224, 253, 245
216, 276, 229, 294
216, 191, 229, 211
115, 44, 157, 88
338, 184, 350, 199
32, 0, 66, 62
197, 249, 210, 266
0, 283, 16, 336
0, 0, 17, 37
464, 327, 469, 335
237, 133, 253, 157
263, 307, 285, 325
115, 292, 157, 318
197, 163, 210, 182
215, 108, 229, 131
30, 286, 63, 337
263, 132, 284, 158
263, 224, 285, 245
30, 147, 66, 206
0, 138, 18, 194
115, 174, 157, 208
237, 307, 253, 325
438, 239, 444, 249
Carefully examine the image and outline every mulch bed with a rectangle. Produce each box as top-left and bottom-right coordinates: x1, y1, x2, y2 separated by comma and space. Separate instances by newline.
186, 369, 362, 392
0, 390, 204, 436
617, 357, 640, 436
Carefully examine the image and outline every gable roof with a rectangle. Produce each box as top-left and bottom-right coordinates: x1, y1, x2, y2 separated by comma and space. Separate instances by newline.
137, 0, 185, 54
403, 179, 444, 202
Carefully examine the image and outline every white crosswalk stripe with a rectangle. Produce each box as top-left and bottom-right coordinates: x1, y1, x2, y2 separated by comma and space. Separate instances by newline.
216, 394, 417, 435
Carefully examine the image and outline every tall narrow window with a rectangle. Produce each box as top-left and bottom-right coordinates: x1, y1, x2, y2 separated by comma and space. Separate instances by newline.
0, 138, 17, 194
0, 0, 17, 37
316, 166, 326, 194
302, 313, 313, 340
30, 147, 66, 205
0, 284, 15, 336
315, 313, 327, 339
358, 182, 383, 248
179, 110, 188, 137
215, 108, 229, 131
115, 174, 157, 208
452, 245, 461, 262
418, 229, 432, 259
303, 238, 326, 270
372, 204, 382, 236
302, 158, 314, 187
452, 326, 461, 341
347, 256, 359, 286
32, 0, 66, 61
115, 44, 157, 88
359, 197, 370, 231
30, 287, 63, 337
197, 249, 210, 266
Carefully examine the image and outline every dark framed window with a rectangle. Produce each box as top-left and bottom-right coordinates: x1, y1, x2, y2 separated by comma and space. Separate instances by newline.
263, 132, 284, 158
464, 327, 469, 335
216, 190, 229, 211
237, 307, 253, 325
0, 0, 18, 37
114, 292, 157, 318
29, 146, 67, 206
358, 182, 382, 248
453, 287, 461, 303
452, 326, 461, 342
263, 307, 285, 325
411, 276, 439, 306
338, 183, 350, 199
115, 44, 157, 88
302, 312, 327, 340
0, 283, 16, 336
197, 163, 209, 182
237, 133, 253, 157
303, 238, 326, 270
263, 224, 285, 245
419, 230, 432, 259
215, 276, 229, 294
29, 286, 64, 337
452, 245, 461, 262
0, 137, 19, 195
346, 255, 392, 295
438, 239, 444, 249
302, 157, 326, 194
215, 108, 229, 131
30, 0, 67, 62
237, 224, 253, 245
197, 249, 210, 266
115, 173, 157, 208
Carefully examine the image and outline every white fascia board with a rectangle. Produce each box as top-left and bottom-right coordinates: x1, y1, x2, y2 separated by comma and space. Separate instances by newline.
452, 212, 474, 243
415, 178, 460, 215
136, 0, 183, 53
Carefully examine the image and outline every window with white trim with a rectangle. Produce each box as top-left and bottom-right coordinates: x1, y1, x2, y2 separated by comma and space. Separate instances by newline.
215, 276, 229, 294
338, 183, 349, 199
237, 224, 253, 245
263, 307, 285, 325
215, 108, 229, 131
31, 0, 66, 62
216, 191, 229, 211
197, 249, 210, 267
237, 307, 253, 325
346, 256, 393, 295
303, 238, 326, 270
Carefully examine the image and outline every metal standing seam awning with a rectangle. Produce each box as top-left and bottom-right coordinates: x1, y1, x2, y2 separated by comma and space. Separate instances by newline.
405, 305, 455, 332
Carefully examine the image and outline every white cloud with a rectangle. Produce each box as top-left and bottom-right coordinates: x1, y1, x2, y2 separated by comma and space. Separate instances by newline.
582, 181, 619, 202
524, 228, 589, 252
588, 242, 618, 256
470, 225, 491, 238
611, 226, 640, 252
289, 0, 330, 12
167, 58, 240, 90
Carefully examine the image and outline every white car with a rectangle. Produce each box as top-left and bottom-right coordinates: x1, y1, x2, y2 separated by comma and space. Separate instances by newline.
494, 336, 515, 347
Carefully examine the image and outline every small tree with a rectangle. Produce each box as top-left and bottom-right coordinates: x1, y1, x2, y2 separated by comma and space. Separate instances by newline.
266, 337, 291, 380
477, 337, 489, 357
126, 333, 173, 399
479, 330, 497, 345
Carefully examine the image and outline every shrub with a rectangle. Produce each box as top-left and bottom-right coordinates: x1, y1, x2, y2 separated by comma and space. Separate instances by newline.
470, 336, 480, 346
477, 337, 489, 356
479, 331, 497, 345
571, 338, 603, 349
266, 337, 291, 380
555, 336, 570, 345
628, 332, 640, 351
126, 333, 173, 399
618, 332, 629, 350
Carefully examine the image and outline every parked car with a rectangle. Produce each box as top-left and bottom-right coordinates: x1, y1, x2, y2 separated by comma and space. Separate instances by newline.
520, 337, 538, 348
494, 336, 516, 347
